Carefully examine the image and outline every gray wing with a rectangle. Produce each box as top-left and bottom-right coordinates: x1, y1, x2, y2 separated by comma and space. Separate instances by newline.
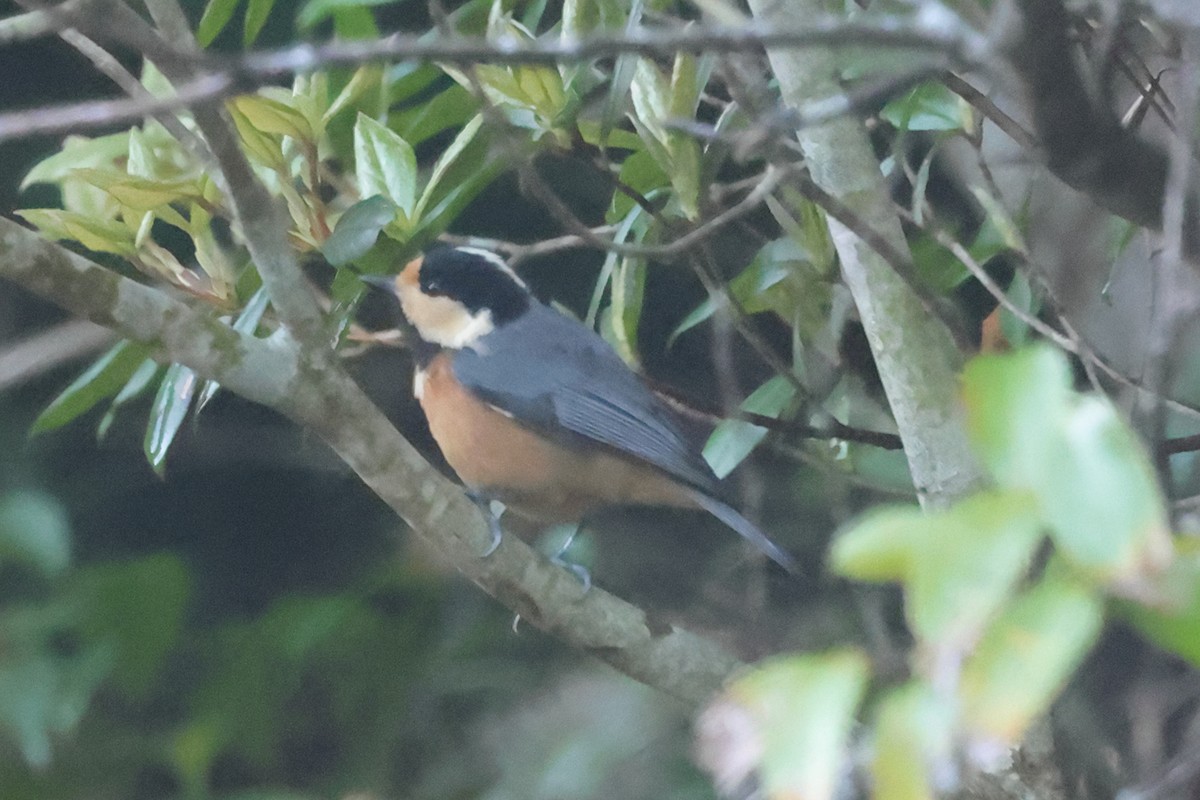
451, 304, 719, 493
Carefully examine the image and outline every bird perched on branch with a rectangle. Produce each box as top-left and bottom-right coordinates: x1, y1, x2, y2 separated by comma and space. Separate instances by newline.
364, 245, 797, 574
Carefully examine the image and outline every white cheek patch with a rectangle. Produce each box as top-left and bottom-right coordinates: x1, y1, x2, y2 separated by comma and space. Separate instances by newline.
399, 287, 496, 350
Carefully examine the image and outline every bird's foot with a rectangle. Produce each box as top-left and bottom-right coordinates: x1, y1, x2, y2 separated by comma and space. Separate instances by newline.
467, 491, 504, 557
549, 525, 591, 593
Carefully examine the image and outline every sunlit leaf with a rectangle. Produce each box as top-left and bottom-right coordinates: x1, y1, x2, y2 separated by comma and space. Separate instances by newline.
21, 132, 130, 189
697, 651, 869, 800
1039, 396, 1172, 581
871, 683, 953, 800
960, 567, 1103, 745
71, 169, 202, 212
835, 490, 1043, 652
609, 255, 645, 366
963, 347, 1173, 584
31, 341, 153, 434
231, 95, 315, 143
16, 209, 137, 255
962, 346, 1071, 490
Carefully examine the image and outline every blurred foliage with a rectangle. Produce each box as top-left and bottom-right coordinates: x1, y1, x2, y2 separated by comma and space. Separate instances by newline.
4, 0, 1200, 798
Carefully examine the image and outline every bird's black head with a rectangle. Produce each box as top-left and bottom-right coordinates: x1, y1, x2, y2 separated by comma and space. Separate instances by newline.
417, 246, 530, 325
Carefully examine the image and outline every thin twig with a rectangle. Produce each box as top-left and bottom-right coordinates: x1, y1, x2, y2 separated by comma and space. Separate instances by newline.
0, 16, 990, 144
943, 72, 1037, 150
0, 319, 115, 392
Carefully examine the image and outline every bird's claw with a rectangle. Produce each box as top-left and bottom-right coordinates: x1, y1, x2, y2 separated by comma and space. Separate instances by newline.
551, 556, 592, 593
468, 491, 503, 557
481, 517, 503, 557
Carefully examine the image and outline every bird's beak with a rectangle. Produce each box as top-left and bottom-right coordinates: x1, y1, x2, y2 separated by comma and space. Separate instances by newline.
360, 274, 399, 294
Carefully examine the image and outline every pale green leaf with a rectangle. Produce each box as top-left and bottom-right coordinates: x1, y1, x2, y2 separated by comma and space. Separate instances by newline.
354, 113, 418, 218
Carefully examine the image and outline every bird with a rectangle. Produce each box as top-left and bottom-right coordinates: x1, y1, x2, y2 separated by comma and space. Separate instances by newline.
363, 245, 797, 574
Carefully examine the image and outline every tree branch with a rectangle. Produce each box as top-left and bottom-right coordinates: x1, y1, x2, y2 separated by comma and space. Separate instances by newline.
1005, 0, 1200, 257
0, 217, 743, 705
0, 12, 989, 144
749, 0, 985, 509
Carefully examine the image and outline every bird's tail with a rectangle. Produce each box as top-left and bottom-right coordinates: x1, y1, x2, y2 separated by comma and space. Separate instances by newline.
685, 489, 799, 574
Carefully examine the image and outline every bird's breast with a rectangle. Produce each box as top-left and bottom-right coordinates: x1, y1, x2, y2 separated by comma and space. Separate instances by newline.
416, 352, 693, 521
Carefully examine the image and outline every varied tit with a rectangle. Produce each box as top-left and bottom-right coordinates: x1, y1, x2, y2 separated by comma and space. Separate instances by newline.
365, 246, 797, 573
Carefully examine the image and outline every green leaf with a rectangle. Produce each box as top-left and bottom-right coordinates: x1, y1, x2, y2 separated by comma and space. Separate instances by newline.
609, 256, 645, 366
323, 195, 398, 266
227, 103, 287, 169
391, 84, 477, 148
629, 58, 670, 146
880, 81, 967, 132
871, 683, 953, 800
71, 169, 202, 212
198, 0, 242, 46
962, 346, 1071, 489
960, 567, 1103, 744
243, 0, 275, 46
1039, 396, 1172, 581
1115, 542, 1200, 667
354, 113, 417, 220
31, 341, 153, 434
670, 238, 818, 346
231, 95, 315, 143
0, 619, 113, 768
98, 358, 160, 440
299, 0, 405, 29
963, 346, 1173, 583
21, 132, 130, 189
829, 504, 924, 582
833, 490, 1043, 651
16, 209, 137, 255
415, 114, 484, 220
144, 363, 199, 476
324, 64, 384, 125
703, 376, 797, 479
907, 492, 1041, 648
607, 148, 668, 223
74, 554, 190, 698
0, 490, 71, 576
196, 286, 271, 412
410, 145, 504, 246
718, 651, 869, 800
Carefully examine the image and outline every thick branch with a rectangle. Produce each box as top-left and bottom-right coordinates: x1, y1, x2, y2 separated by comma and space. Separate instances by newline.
0, 217, 741, 705
747, 0, 984, 508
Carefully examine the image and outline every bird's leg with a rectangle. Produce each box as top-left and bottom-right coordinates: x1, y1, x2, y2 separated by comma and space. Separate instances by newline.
549, 523, 591, 593
467, 491, 503, 557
